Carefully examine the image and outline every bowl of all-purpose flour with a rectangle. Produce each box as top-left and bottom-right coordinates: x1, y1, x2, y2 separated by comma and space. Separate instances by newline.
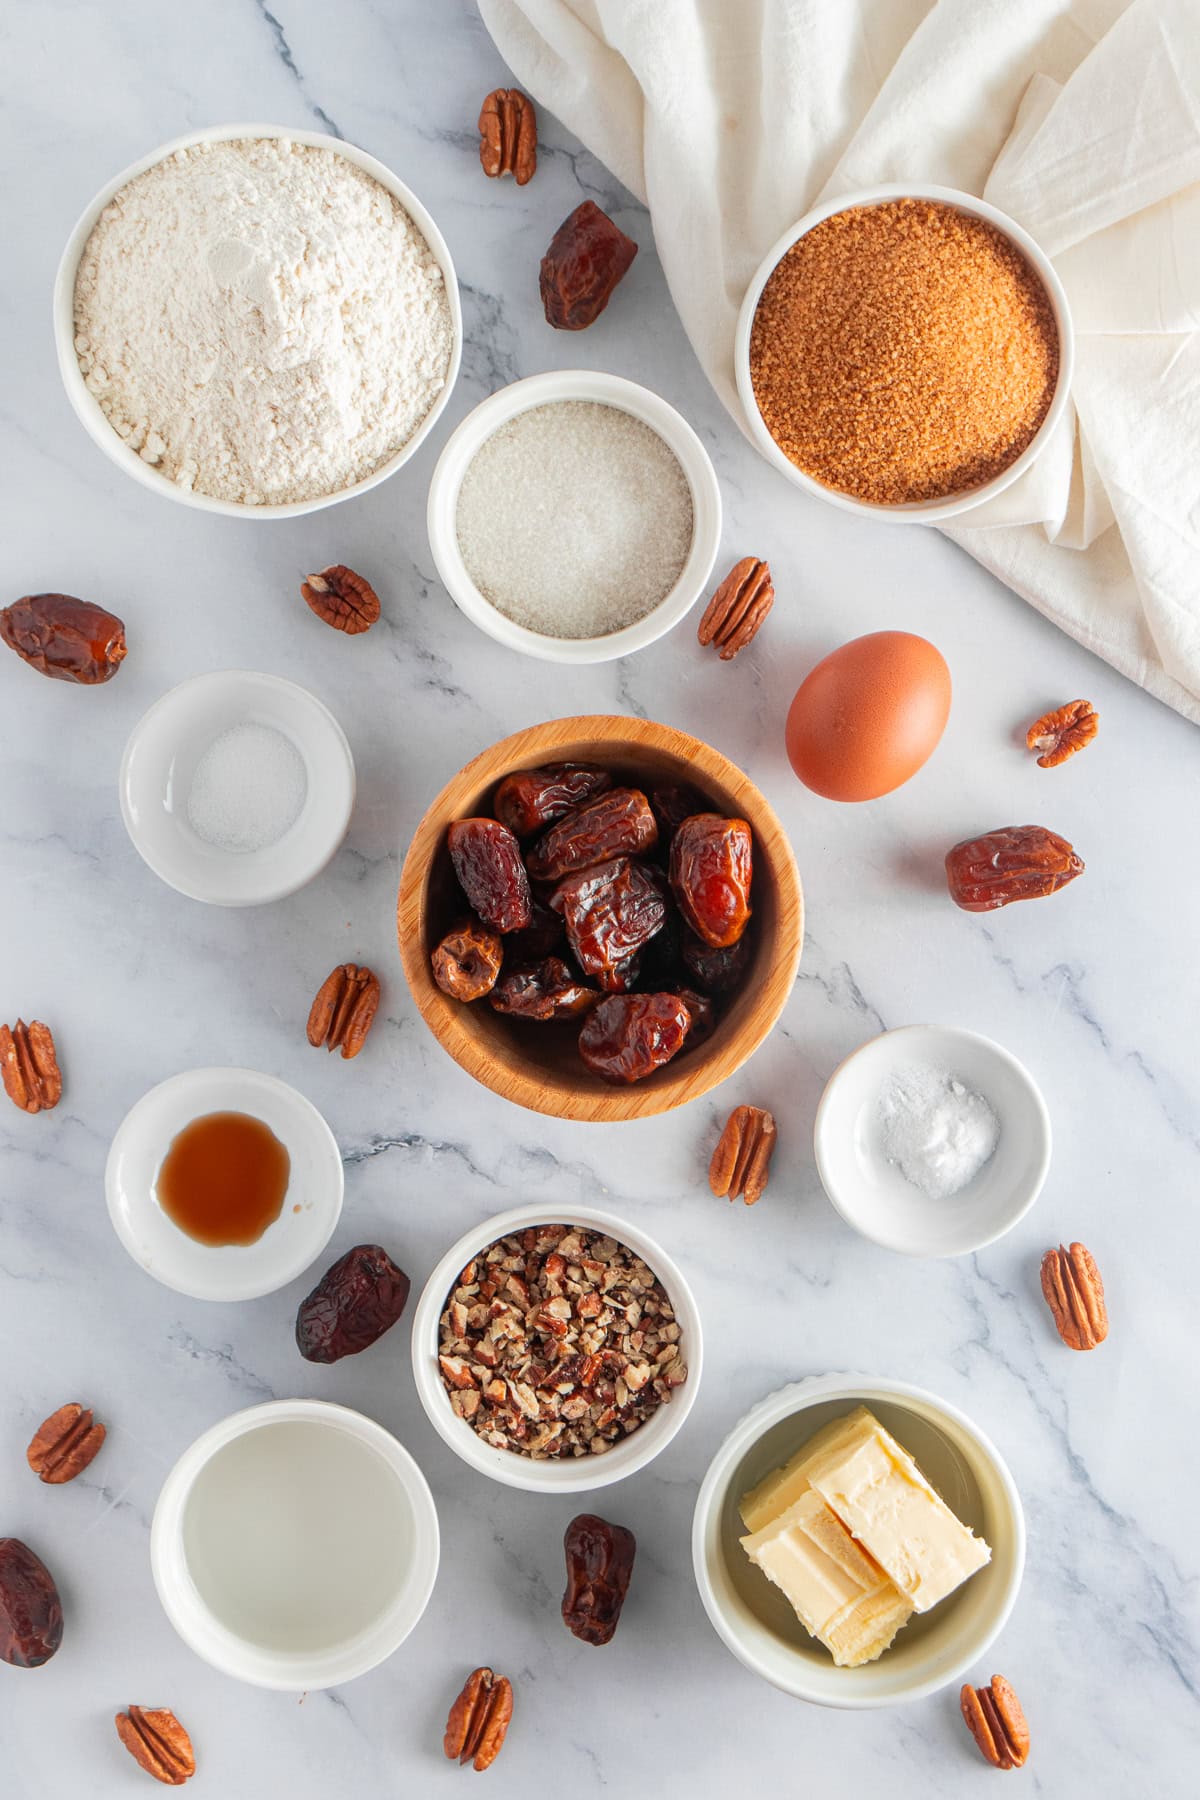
54, 125, 461, 515
812, 1025, 1051, 1257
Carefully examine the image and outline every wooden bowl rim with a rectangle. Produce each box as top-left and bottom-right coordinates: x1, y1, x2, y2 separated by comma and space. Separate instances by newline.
397, 714, 803, 1121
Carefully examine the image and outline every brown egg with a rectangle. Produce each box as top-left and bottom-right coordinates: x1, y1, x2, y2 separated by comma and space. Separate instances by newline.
785, 631, 951, 801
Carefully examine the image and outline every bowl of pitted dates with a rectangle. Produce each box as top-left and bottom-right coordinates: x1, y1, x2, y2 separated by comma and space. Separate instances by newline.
411, 1203, 702, 1492
397, 715, 803, 1121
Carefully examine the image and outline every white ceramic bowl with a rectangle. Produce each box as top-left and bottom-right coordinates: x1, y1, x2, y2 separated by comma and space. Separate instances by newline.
692, 1374, 1024, 1709
426, 370, 722, 663
120, 670, 355, 905
734, 183, 1075, 524
813, 1025, 1051, 1257
54, 123, 462, 518
151, 1400, 439, 1689
105, 1067, 344, 1300
411, 1203, 702, 1492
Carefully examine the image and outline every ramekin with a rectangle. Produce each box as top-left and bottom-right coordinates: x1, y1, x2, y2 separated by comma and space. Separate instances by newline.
411, 1203, 703, 1492
151, 1400, 439, 1689
54, 123, 462, 518
734, 184, 1075, 524
692, 1374, 1024, 1708
425, 370, 722, 663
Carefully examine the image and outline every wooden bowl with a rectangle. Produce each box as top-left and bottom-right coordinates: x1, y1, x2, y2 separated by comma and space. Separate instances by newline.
397, 716, 803, 1122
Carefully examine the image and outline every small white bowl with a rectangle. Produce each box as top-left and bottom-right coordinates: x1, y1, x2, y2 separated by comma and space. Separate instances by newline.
813, 1025, 1051, 1258
151, 1399, 439, 1689
411, 1203, 702, 1492
54, 123, 462, 518
105, 1067, 344, 1300
120, 670, 355, 906
426, 370, 722, 663
734, 184, 1075, 524
692, 1374, 1025, 1709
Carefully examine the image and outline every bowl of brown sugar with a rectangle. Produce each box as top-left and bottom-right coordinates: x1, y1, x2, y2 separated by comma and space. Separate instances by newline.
735, 185, 1073, 522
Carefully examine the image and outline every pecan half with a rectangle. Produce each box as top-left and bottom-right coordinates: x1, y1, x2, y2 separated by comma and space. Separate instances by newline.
26, 1403, 106, 1484
306, 964, 380, 1059
697, 557, 774, 660
443, 1666, 514, 1772
0, 1020, 62, 1115
479, 88, 536, 184
300, 565, 380, 634
960, 1675, 1030, 1770
708, 1104, 777, 1205
115, 1707, 196, 1785
432, 920, 504, 1002
1026, 699, 1098, 768
1040, 1242, 1108, 1350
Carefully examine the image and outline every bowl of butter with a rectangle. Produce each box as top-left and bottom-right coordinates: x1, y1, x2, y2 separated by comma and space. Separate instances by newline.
691, 1375, 1024, 1707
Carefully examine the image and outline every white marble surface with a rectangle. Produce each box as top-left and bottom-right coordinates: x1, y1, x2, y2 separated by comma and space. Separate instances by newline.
2, 3, 1197, 1794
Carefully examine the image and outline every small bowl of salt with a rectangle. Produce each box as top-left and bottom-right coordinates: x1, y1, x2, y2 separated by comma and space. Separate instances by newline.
120, 670, 355, 905
813, 1025, 1051, 1257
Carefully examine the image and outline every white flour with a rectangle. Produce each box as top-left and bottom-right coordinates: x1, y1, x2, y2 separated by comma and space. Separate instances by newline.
74, 138, 453, 505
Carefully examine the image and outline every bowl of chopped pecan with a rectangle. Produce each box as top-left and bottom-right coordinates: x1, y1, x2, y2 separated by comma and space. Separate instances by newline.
396, 715, 803, 1121
411, 1204, 702, 1492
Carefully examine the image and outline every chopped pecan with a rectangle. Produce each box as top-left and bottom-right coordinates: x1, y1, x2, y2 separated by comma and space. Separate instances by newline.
960, 1675, 1030, 1770
443, 1666, 514, 1772
432, 920, 504, 1002
478, 88, 537, 184
1026, 699, 1098, 768
0, 1020, 62, 1115
0, 593, 126, 683
697, 557, 774, 660
306, 963, 380, 1059
1040, 1242, 1108, 1350
708, 1105, 777, 1205
300, 565, 381, 634
26, 1403, 106, 1485
115, 1706, 196, 1785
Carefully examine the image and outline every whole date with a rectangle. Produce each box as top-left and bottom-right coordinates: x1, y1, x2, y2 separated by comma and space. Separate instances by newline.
493, 763, 611, 838
0, 593, 126, 684
0, 1538, 63, 1668
578, 992, 691, 1084
561, 1514, 637, 1646
945, 824, 1084, 912
526, 788, 658, 884
489, 956, 599, 1021
670, 813, 753, 948
550, 856, 666, 988
448, 818, 532, 934
295, 1244, 411, 1363
539, 201, 638, 331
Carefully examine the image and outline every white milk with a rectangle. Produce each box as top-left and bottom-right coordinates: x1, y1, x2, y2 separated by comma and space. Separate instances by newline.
181, 1420, 412, 1651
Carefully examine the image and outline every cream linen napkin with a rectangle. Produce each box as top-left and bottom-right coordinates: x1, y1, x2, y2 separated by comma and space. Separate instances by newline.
478, 0, 1200, 722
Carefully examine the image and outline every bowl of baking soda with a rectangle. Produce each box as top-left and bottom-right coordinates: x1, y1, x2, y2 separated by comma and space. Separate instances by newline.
426, 370, 722, 663
813, 1024, 1051, 1257
55, 125, 461, 516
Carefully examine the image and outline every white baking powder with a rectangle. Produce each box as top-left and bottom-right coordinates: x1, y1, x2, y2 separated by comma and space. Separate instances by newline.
187, 724, 307, 854
74, 138, 452, 505
878, 1064, 1000, 1201
454, 401, 694, 638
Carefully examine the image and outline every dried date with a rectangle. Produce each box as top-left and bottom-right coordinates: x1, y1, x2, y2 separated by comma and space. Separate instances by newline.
0, 593, 126, 683
526, 788, 657, 884
578, 992, 690, 1084
448, 818, 532, 934
0, 1538, 63, 1668
682, 929, 750, 996
432, 919, 504, 1002
489, 957, 599, 1021
295, 1244, 411, 1363
550, 857, 666, 988
562, 1514, 636, 1646
946, 825, 1084, 912
540, 200, 638, 331
649, 785, 705, 844
493, 763, 611, 838
670, 814, 753, 948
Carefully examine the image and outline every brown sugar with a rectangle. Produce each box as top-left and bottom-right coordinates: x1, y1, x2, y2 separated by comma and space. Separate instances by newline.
748, 199, 1059, 505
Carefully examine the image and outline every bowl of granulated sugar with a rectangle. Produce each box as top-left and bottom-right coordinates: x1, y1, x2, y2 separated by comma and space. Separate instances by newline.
426, 370, 722, 663
734, 185, 1073, 524
55, 124, 461, 517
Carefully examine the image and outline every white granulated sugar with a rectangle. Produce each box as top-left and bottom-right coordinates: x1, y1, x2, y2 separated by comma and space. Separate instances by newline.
454, 401, 694, 638
74, 138, 453, 505
878, 1064, 1000, 1201
187, 724, 307, 854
